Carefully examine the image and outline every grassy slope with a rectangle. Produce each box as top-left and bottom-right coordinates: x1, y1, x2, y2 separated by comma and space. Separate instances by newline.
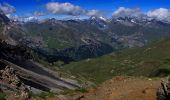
62, 37, 170, 84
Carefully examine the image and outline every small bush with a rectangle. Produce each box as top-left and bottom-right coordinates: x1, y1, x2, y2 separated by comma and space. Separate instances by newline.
0, 93, 6, 100
151, 68, 170, 77
32, 92, 55, 99
76, 88, 88, 93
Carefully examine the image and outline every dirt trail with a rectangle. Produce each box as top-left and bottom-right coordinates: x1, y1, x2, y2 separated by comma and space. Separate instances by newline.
80, 76, 161, 100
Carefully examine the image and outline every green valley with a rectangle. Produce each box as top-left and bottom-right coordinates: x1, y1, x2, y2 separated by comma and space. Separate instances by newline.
62, 37, 170, 84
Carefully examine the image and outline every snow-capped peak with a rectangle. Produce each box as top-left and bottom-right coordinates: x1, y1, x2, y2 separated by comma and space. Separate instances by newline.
99, 16, 107, 21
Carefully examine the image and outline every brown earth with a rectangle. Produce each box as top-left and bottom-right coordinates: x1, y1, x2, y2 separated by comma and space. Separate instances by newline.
40, 76, 162, 100
4, 76, 162, 100
28, 76, 162, 100
78, 76, 162, 100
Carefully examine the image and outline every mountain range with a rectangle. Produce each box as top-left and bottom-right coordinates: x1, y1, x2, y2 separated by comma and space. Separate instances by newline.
5, 15, 170, 63
2, 10, 170, 83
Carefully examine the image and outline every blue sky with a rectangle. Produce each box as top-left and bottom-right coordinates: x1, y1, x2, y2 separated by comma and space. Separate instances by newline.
0, 0, 170, 20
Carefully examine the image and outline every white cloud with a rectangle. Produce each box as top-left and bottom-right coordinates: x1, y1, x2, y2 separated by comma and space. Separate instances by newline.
112, 7, 170, 22
46, 2, 102, 17
113, 7, 144, 18
86, 10, 102, 17
24, 16, 37, 21
0, 3, 16, 14
147, 8, 170, 22
9, 15, 38, 22
46, 2, 84, 16
33, 11, 46, 16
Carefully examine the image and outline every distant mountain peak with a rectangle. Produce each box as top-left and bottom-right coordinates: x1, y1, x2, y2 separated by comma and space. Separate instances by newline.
89, 16, 107, 22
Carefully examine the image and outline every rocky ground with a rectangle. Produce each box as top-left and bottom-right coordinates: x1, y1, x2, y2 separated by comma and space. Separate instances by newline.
71, 76, 162, 100
0, 65, 30, 100
0, 74, 164, 100
24, 76, 162, 100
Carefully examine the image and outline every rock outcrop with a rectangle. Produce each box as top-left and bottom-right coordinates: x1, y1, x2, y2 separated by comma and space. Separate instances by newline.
0, 65, 30, 100
157, 79, 170, 100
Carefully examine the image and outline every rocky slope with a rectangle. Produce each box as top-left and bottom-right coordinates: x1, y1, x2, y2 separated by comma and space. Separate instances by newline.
0, 11, 81, 98
0, 40, 80, 93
